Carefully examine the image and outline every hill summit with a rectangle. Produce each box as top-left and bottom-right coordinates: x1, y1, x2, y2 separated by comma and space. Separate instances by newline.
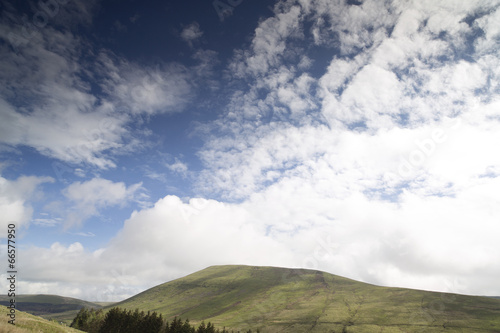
110, 265, 500, 332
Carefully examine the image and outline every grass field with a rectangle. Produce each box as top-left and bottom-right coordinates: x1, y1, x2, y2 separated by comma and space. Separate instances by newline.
108, 265, 500, 332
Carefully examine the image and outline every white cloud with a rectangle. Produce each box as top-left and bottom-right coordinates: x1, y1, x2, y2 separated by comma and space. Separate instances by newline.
74, 168, 86, 177
0, 175, 54, 236
12, 167, 500, 300
98, 52, 193, 115
13, 196, 294, 301
197, 0, 500, 199
166, 158, 188, 177
70, 232, 96, 237
61, 178, 143, 228
0, 23, 194, 168
0, 96, 130, 169
228, 4, 303, 78
247, 164, 500, 295
33, 218, 63, 227
474, 5, 500, 54
332, 63, 403, 128
197, 124, 332, 198
144, 169, 168, 183
0, 28, 133, 168
299, 0, 398, 56
180, 22, 203, 47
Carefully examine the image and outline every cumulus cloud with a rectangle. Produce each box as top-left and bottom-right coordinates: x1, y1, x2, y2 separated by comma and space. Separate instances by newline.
13, 196, 295, 301
11, 172, 500, 301
61, 178, 143, 228
180, 22, 203, 47
0, 174, 54, 236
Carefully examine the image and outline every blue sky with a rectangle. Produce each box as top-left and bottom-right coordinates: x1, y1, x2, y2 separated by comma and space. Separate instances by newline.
1, 0, 500, 301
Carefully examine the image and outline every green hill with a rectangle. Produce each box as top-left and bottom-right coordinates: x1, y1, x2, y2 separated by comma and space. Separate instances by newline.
0, 306, 84, 333
108, 265, 500, 332
0, 294, 104, 325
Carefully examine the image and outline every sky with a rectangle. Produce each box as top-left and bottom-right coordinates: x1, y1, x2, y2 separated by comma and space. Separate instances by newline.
0, 0, 499, 302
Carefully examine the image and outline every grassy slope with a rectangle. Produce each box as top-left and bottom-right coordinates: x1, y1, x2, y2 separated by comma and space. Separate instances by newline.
0, 294, 103, 325
0, 306, 83, 333
110, 265, 500, 333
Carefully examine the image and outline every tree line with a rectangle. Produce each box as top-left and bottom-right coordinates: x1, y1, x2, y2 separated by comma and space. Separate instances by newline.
70, 307, 260, 333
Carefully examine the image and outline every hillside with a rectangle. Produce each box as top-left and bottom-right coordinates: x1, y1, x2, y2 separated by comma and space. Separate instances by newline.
109, 265, 500, 333
0, 306, 83, 333
0, 294, 103, 325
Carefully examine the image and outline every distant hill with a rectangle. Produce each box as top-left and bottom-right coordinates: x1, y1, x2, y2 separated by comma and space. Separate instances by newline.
109, 265, 500, 333
0, 294, 103, 325
0, 305, 83, 332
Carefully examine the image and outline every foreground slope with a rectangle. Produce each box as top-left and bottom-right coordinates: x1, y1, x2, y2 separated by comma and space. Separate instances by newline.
111, 265, 500, 332
0, 306, 83, 333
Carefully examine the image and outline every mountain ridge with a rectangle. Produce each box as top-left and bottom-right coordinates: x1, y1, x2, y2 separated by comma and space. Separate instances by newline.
0, 294, 104, 326
105, 264, 500, 332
